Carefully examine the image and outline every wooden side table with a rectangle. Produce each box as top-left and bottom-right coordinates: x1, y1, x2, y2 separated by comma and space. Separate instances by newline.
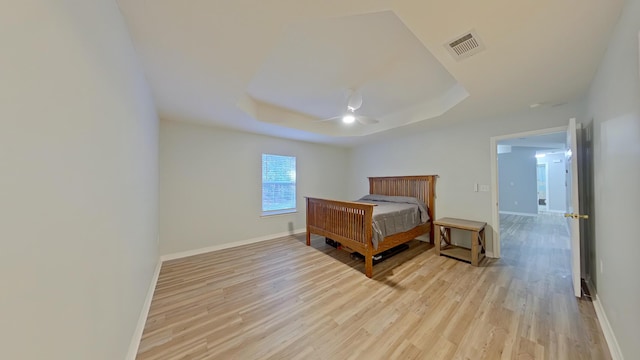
434, 217, 487, 266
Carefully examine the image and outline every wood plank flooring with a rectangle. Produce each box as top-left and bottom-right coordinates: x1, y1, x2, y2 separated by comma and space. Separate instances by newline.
137, 215, 610, 359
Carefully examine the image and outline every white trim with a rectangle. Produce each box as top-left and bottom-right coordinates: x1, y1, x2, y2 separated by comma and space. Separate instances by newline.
160, 228, 306, 262
490, 125, 567, 259
126, 260, 162, 360
545, 163, 550, 210
541, 209, 566, 214
261, 208, 297, 217
499, 211, 538, 217
490, 136, 500, 258
592, 294, 624, 360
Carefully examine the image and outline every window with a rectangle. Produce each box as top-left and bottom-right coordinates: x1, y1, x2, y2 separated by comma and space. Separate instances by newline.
262, 154, 296, 215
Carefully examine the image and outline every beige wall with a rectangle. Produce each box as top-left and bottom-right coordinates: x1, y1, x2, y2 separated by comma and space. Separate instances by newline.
585, 0, 640, 356
0, 1, 159, 359
159, 120, 350, 255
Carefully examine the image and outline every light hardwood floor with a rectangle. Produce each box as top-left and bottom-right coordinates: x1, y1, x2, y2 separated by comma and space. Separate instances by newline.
137, 215, 610, 359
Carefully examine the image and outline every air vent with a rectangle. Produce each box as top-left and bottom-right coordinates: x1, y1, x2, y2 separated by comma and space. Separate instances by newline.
444, 30, 486, 61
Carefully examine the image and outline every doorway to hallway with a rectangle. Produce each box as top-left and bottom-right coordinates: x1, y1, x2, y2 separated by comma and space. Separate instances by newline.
496, 132, 567, 217
491, 120, 588, 298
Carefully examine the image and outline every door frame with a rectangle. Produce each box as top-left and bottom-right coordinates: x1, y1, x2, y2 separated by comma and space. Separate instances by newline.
489, 125, 567, 258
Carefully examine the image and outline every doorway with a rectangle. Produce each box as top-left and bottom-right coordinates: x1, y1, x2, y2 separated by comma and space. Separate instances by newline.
537, 163, 548, 212
490, 125, 567, 259
495, 128, 573, 297
535, 149, 567, 215
491, 123, 587, 298
495, 131, 567, 218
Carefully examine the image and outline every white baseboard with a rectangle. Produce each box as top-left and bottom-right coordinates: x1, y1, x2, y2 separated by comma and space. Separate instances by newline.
592, 294, 624, 360
499, 211, 538, 217
126, 259, 162, 360
486, 251, 495, 258
542, 209, 566, 214
160, 228, 306, 262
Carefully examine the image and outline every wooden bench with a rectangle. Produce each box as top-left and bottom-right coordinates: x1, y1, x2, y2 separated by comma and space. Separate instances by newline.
434, 217, 486, 266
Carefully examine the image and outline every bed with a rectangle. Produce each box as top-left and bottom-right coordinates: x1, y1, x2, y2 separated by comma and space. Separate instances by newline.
305, 175, 437, 278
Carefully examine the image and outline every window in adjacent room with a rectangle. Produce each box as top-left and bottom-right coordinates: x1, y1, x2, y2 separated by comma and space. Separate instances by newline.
261, 154, 296, 215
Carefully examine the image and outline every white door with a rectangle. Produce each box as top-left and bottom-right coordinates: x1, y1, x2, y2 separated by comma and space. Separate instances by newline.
565, 117, 584, 298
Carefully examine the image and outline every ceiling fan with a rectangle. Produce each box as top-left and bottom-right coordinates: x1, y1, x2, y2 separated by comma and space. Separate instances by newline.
317, 89, 380, 125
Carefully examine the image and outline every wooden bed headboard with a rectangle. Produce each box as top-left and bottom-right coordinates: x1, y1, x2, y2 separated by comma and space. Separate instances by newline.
368, 175, 437, 221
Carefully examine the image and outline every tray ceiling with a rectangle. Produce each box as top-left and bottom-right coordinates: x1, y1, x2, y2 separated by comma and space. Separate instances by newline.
116, 0, 624, 145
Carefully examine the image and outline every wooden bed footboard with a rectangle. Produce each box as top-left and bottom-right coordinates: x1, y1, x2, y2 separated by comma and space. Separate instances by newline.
305, 198, 373, 250
305, 175, 437, 278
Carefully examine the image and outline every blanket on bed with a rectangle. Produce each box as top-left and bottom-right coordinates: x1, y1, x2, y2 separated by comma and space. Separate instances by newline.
357, 194, 430, 249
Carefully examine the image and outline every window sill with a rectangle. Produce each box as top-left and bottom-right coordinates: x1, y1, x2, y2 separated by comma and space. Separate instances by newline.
261, 209, 297, 217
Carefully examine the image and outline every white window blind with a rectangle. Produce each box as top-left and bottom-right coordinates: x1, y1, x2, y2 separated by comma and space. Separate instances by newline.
262, 154, 296, 215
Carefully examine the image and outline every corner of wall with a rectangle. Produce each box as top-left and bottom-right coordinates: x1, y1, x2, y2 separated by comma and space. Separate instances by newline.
126, 259, 163, 360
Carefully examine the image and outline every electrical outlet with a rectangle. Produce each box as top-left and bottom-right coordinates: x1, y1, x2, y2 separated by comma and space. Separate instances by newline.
479, 184, 490, 192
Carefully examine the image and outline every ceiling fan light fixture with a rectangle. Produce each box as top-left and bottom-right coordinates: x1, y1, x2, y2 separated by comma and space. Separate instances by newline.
314, 89, 379, 125
342, 114, 355, 124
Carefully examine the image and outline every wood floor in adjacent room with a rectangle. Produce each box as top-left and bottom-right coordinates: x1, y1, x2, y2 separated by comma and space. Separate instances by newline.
137, 214, 610, 359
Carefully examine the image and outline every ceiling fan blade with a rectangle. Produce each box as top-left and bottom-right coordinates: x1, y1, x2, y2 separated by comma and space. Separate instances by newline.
347, 90, 363, 111
356, 116, 379, 125
314, 116, 341, 123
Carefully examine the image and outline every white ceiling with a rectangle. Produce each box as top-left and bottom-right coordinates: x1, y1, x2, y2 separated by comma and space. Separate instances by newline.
116, 0, 624, 146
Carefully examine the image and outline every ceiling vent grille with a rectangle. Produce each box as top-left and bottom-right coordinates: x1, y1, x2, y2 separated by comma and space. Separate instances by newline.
445, 30, 486, 61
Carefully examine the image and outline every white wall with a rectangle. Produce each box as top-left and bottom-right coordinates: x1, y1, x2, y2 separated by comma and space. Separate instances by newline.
585, 0, 640, 357
498, 147, 538, 215
159, 120, 350, 255
0, 2, 158, 359
349, 101, 584, 254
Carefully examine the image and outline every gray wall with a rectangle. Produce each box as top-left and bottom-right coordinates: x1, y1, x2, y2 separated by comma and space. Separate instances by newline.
0, 2, 159, 359
585, 0, 640, 357
498, 147, 539, 215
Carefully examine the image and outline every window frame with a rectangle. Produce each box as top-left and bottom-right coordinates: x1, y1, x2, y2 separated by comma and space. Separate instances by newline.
261, 153, 297, 216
